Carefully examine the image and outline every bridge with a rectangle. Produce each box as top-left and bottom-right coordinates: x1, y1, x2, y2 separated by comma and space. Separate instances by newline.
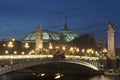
0, 54, 102, 75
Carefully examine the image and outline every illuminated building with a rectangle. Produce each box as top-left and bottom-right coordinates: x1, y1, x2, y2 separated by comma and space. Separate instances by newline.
22, 20, 78, 54
22, 24, 78, 43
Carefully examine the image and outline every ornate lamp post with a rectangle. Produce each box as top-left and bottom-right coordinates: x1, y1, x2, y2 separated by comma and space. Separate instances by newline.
102, 48, 108, 57
8, 41, 13, 48
70, 47, 74, 55
76, 48, 79, 55
24, 43, 29, 54
87, 49, 94, 56
8, 41, 14, 65
8, 41, 14, 54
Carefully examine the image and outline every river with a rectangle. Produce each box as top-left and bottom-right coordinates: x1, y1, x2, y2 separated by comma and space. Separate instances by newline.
0, 72, 120, 80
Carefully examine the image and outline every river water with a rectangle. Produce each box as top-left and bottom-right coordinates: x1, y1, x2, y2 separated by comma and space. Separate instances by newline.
0, 72, 120, 80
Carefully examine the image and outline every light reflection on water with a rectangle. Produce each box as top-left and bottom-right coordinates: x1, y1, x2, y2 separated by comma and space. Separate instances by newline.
89, 75, 120, 80
0, 72, 120, 80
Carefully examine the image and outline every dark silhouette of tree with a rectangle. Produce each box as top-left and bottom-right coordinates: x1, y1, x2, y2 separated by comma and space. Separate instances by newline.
70, 34, 97, 49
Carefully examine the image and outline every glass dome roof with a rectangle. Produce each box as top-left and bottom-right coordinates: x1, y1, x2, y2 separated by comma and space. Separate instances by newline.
60, 31, 78, 42
22, 29, 78, 43
23, 29, 59, 42
22, 19, 78, 43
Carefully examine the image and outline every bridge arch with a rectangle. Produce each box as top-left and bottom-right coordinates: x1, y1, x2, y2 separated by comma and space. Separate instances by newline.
56, 60, 99, 71
28, 60, 99, 71
0, 58, 100, 74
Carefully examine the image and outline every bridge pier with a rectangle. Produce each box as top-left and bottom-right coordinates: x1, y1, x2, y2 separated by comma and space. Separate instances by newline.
103, 23, 120, 75
107, 58, 116, 69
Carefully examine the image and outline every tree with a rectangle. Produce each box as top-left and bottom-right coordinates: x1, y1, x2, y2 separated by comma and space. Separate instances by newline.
70, 34, 97, 49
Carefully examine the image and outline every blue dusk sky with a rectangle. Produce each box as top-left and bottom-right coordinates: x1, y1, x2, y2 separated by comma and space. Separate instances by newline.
0, 0, 120, 47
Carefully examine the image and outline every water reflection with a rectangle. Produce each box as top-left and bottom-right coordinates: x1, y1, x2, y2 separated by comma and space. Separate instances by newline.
89, 75, 120, 80
0, 72, 120, 80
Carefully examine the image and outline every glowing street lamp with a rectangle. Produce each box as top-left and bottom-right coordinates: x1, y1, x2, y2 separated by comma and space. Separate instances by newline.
3, 44, 6, 47
62, 46, 66, 50
91, 50, 94, 54
70, 47, 74, 54
76, 48, 79, 52
95, 51, 98, 54
24, 43, 29, 54
14, 51, 17, 55
21, 51, 25, 55
5, 50, 9, 54
7, 41, 14, 54
70, 47, 73, 51
103, 48, 107, 53
82, 49, 85, 53
29, 52, 31, 55
102, 48, 108, 57
87, 49, 93, 53
11, 38, 15, 42
3, 44, 6, 53
8, 41, 14, 48
25, 43, 29, 49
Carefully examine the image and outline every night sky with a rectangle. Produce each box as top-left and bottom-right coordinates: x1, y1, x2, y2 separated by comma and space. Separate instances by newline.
0, 0, 120, 48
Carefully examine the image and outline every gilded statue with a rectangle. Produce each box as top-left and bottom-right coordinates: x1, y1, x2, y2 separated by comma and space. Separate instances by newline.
108, 22, 114, 30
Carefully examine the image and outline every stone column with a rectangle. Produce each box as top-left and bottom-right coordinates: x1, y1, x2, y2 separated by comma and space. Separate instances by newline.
107, 22, 115, 59
107, 22, 116, 69
35, 26, 43, 54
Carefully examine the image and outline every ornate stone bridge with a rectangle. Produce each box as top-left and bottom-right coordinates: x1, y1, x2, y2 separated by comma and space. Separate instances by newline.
0, 55, 101, 75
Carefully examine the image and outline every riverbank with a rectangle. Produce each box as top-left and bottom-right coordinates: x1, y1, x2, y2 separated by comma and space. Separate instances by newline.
104, 69, 120, 76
